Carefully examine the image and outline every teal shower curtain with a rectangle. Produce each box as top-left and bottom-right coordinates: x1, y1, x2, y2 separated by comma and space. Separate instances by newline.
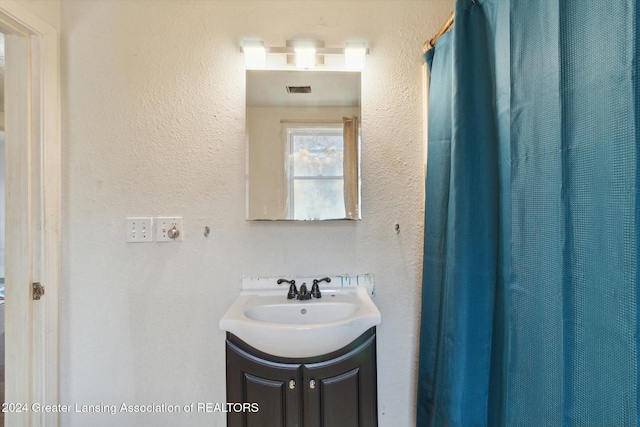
417, 0, 639, 426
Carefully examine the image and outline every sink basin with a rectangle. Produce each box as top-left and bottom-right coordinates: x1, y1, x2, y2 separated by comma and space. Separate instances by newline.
245, 301, 359, 324
220, 287, 381, 358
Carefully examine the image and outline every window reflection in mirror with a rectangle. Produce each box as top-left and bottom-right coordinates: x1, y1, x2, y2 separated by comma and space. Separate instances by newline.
246, 70, 361, 221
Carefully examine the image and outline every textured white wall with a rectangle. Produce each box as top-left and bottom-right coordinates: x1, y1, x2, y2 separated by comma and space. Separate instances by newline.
60, 1, 453, 426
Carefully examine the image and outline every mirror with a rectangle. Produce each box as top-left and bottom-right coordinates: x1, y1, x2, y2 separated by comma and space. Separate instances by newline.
246, 70, 361, 220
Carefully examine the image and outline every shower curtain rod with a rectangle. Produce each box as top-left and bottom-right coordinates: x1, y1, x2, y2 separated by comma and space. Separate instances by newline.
280, 119, 344, 124
423, 11, 454, 51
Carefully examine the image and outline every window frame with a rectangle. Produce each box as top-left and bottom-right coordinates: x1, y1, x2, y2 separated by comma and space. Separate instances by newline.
284, 123, 345, 220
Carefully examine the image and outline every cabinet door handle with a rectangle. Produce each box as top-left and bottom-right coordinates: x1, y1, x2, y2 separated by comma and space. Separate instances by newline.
309, 379, 316, 389
289, 380, 296, 390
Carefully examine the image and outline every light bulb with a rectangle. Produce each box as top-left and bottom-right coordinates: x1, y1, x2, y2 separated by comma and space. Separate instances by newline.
243, 42, 266, 68
345, 46, 366, 69
294, 47, 316, 69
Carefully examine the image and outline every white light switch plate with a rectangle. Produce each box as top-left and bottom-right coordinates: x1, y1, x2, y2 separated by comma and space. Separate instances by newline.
156, 217, 183, 242
126, 217, 153, 242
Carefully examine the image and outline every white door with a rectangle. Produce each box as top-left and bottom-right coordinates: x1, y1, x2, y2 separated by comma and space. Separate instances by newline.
0, 2, 60, 426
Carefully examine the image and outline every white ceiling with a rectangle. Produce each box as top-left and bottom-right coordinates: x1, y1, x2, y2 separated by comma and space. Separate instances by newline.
246, 70, 360, 108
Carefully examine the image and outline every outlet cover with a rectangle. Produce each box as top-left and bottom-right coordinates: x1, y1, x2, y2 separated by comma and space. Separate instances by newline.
126, 217, 153, 242
156, 217, 183, 242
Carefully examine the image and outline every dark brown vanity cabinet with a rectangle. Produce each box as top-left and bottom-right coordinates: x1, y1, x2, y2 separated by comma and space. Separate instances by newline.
226, 328, 378, 427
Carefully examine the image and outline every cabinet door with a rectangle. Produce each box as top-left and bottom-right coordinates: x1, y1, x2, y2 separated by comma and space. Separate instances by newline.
226, 339, 303, 427
303, 333, 377, 427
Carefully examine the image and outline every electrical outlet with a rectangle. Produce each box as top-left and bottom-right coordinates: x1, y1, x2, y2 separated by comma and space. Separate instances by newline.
156, 217, 183, 242
126, 217, 153, 242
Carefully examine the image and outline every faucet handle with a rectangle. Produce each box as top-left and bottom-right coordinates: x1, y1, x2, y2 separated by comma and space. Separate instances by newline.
310, 282, 322, 299
277, 278, 298, 299
287, 284, 298, 299
311, 277, 330, 299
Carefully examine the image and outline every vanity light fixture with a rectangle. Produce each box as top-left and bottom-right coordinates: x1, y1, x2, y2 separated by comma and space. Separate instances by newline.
240, 39, 369, 70
344, 42, 367, 70
242, 40, 267, 68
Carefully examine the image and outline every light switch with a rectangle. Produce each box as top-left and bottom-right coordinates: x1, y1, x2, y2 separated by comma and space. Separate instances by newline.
126, 217, 153, 242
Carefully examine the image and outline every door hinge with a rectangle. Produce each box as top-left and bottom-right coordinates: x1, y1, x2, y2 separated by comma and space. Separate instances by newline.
33, 282, 45, 300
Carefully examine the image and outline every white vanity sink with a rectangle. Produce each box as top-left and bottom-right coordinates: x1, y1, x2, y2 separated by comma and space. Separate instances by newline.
220, 286, 381, 358
244, 301, 359, 324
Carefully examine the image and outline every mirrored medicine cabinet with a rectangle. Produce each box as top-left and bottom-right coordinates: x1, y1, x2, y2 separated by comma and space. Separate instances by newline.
246, 70, 362, 221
